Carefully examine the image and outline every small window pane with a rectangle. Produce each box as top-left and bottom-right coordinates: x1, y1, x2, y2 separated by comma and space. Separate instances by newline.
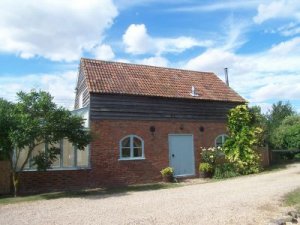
63, 139, 75, 167
16, 147, 29, 169
133, 148, 142, 157
122, 137, 130, 148
133, 138, 142, 148
77, 146, 89, 167
215, 135, 228, 147
30, 143, 45, 169
122, 147, 131, 158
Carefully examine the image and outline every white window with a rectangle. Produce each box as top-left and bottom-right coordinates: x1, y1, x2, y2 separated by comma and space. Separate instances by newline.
17, 139, 90, 170
215, 134, 228, 147
119, 135, 144, 160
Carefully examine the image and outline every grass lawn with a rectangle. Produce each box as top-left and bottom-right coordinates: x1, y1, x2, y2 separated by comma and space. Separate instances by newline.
283, 187, 300, 211
0, 182, 181, 205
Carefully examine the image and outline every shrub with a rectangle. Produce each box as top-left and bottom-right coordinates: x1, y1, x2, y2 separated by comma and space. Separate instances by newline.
213, 163, 240, 179
295, 153, 300, 159
160, 167, 174, 177
199, 163, 213, 172
224, 104, 262, 175
201, 146, 224, 165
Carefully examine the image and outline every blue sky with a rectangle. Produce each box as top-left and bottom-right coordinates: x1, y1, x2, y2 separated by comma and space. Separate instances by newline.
0, 0, 299, 112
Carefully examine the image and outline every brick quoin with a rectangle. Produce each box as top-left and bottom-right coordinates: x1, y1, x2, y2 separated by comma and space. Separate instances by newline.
18, 119, 227, 194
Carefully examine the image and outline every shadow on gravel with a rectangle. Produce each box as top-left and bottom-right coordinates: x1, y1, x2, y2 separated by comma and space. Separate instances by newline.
0, 183, 181, 205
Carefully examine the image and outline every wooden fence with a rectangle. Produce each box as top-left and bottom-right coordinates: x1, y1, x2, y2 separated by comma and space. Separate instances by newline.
257, 147, 270, 167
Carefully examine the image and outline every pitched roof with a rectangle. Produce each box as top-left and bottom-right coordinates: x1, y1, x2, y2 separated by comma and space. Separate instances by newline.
80, 58, 245, 103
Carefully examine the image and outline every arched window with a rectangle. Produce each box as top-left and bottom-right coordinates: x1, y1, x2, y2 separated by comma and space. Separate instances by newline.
119, 135, 144, 160
215, 134, 228, 147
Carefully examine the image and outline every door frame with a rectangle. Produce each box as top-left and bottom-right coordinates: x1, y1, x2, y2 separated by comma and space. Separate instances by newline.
168, 134, 196, 177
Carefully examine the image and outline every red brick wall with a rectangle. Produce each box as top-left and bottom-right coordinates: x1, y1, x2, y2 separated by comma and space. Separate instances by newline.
18, 119, 227, 194
0, 161, 11, 195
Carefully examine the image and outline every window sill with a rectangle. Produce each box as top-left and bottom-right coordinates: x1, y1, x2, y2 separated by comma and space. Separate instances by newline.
20, 167, 91, 172
118, 157, 146, 161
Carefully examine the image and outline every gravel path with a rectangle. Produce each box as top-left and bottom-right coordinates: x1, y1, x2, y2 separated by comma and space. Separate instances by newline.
1, 163, 300, 225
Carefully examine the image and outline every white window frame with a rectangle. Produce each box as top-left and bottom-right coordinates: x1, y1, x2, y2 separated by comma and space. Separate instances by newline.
78, 92, 83, 108
18, 140, 90, 171
215, 134, 229, 147
119, 135, 145, 160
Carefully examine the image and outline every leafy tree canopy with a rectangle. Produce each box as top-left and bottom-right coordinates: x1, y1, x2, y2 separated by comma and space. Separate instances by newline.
266, 101, 295, 148
272, 115, 300, 150
0, 90, 91, 196
0, 98, 17, 160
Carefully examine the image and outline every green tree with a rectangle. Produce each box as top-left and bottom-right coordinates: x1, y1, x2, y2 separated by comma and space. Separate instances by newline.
0, 91, 91, 196
249, 105, 268, 146
224, 104, 262, 175
266, 101, 295, 148
272, 115, 300, 150
0, 98, 17, 161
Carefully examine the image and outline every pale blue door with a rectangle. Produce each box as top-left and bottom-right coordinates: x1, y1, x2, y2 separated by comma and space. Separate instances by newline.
168, 134, 195, 176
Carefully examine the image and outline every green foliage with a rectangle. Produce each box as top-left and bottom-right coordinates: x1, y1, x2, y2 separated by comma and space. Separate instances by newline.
160, 167, 174, 177
200, 147, 223, 165
272, 115, 300, 150
295, 153, 300, 159
32, 146, 60, 171
249, 106, 268, 146
199, 163, 213, 172
266, 101, 295, 148
213, 163, 240, 179
224, 104, 262, 175
272, 149, 300, 161
0, 98, 17, 160
0, 90, 91, 196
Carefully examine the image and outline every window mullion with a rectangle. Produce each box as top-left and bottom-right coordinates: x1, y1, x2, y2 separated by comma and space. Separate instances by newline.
74, 145, 77, 168
60, 140, 63, 168
130, 136, 133, 158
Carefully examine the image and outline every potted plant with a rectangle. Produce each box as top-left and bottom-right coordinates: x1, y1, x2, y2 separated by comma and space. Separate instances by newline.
160, 167, 174, 182
199, 162, 213, 178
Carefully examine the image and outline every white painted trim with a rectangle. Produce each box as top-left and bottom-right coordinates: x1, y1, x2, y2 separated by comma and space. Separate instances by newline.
119, 135, 144, 160
215, 134, 229, 147
22, 167, 91, 172
174, 174, 195, 178
118, 157, 146, 161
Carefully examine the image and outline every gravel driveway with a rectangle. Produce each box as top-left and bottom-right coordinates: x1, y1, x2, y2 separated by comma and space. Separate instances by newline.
1, 163, 300, 225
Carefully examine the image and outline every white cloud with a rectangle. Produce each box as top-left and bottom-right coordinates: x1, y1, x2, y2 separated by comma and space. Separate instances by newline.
122, 24, 152, 54
268, 37, 300, 55
122, 24, 212, 55
115, 0, 190, 10
184, 37, 300, 111
169, 1, 261, 12
92, 44, 115, 60
250, 76, 300, 102
277, 22, 300, 36
137, 56, 169, 67
0, 71, 77, 109
0, 0, 118, 61
253, 0, 300, 24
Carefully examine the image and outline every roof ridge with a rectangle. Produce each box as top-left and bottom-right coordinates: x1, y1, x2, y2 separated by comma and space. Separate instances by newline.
80, 57, 215, 75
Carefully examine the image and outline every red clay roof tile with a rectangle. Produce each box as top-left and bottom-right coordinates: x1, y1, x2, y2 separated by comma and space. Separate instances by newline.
81, 58, 245, 103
